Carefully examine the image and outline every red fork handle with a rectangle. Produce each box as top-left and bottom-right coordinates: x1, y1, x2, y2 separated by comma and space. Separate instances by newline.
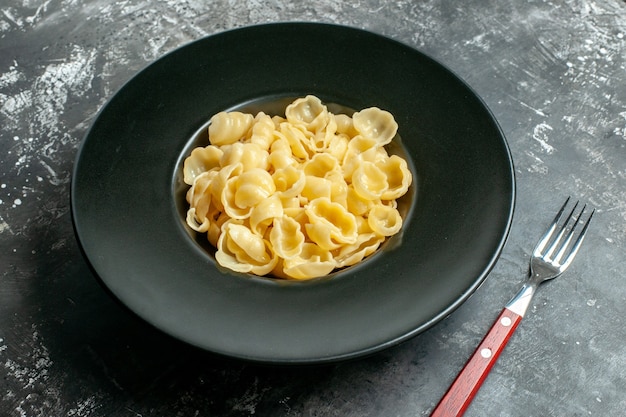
430, 308, 523, 417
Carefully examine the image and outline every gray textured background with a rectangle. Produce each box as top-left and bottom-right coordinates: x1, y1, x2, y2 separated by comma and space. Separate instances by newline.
1, 0, 626, 416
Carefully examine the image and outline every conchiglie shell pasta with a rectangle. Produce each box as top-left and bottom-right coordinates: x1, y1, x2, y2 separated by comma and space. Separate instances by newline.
273, 165, 306, 199
352, 161, 389, 200
327, 171, 348, 207
185, 170, 218, 232
219, 142, 269, 171
326, 133, 349, 161
221, 177, 251, 219
377, 154, 412, 200
305, 223, 342, 251
332, 113, 358, 136
282, 243, 336, 279
352, 107, 398, 146
268, 149, 297, 171
216, 221, 277, 275
368, 204, 403, 236
183, 96, 412, 280
270, 215, 305, 259
346, 185, 375, 216
209, 111, 254, 146
310, 116, 338, 152
333, 233, 385, 268
305, 198, 358, 248
248, 112, 276, 150
183, 145, 223, 185
250, 194, 283, 236
207, 211, 229, 247
301, 176, 333, 202
277, 123, 312, 161
285, 95, 330, 132
303, 153, 341, 178
209, 163, 242, 212
186, 207, 210, 232
221, 168, 275, 219
234, 169, 275, 209
341, 136, 379, 180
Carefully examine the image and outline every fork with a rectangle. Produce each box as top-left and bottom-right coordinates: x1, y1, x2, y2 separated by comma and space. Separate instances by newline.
430, 197, 594, 417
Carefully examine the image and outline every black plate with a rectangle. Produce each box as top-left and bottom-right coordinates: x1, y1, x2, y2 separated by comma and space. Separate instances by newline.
71, 23, 515, 364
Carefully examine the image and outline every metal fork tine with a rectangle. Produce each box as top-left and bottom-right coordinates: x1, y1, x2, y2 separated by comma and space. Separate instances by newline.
544, 200, 579, 259
533, 197, 570, 257
560, 209, 595, 269
554, 204, 586, 264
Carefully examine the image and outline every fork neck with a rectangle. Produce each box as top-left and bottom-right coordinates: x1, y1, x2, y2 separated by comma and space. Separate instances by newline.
505, 281, 539, 317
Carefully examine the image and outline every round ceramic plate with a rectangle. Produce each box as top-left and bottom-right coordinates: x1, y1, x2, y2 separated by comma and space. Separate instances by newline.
72, 23, 515, 364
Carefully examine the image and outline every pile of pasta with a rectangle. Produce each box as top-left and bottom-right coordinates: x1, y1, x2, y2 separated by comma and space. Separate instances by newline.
183, 95, 412, 280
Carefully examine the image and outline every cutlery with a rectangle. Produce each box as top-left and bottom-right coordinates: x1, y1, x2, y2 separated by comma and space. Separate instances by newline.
431, 197, 594, 417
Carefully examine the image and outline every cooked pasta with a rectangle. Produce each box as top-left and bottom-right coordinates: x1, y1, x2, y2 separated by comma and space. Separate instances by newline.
183, 95, 412, 280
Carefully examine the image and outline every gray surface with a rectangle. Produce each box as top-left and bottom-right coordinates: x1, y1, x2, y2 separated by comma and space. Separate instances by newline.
1, 0, 625, 416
